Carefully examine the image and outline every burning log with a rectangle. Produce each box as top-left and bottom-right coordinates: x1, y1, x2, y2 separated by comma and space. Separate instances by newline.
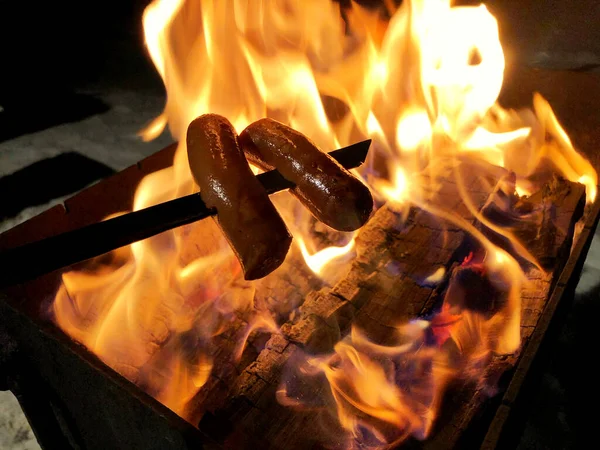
424, 175, 586, 449
182, 163, 586, 449
478, 172, 586, 270
181, 163, 486, 445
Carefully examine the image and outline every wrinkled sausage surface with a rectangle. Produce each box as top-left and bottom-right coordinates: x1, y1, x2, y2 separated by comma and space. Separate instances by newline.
239, 118, 373, 231
187, 114, 292, 280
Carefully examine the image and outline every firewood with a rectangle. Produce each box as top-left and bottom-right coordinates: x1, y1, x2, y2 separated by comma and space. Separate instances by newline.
190, 162, 505, 448
422, 176, 585, 449
193, 163, 585, 449
478, 173, 586, 270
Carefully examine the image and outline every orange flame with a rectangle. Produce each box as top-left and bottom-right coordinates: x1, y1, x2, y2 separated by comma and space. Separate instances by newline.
302, 324, 450, 446
52, 0, 597, 445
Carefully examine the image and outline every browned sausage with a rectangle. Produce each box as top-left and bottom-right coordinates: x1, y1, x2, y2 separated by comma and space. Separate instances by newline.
239, 118, 374, 231
186, 114, 292, 280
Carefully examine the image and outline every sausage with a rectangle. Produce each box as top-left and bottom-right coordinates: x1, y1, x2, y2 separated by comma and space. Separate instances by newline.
186, 114, 292, 280
239, 118, 374, 231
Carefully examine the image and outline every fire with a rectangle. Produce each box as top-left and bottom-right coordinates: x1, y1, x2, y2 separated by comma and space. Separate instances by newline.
52, 0, 597, 447
373, 166, 409, 205
297, 235, 356, 276
396, 109, 432, 151
285, 324, 450, 446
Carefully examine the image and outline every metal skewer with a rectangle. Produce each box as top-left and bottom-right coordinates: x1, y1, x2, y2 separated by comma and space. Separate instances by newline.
0, 139, 371, 287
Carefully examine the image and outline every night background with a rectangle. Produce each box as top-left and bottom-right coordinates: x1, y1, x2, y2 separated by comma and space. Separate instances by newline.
1, 1, 599, 448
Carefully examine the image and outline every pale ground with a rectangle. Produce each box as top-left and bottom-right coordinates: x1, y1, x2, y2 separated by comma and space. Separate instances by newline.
1, 0, 600, 448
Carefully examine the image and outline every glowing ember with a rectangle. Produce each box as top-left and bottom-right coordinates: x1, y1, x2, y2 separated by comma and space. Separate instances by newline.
52, 0, 597, 447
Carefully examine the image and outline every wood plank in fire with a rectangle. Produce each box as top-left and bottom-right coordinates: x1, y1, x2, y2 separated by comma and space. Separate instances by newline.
423, 175, 586, 449
197, 162, 524, 448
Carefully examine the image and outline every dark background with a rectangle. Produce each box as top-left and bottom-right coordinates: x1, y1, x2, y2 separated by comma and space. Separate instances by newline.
0, 1, 156, 93
0, 1, 162, 144
1, 1, 599, 449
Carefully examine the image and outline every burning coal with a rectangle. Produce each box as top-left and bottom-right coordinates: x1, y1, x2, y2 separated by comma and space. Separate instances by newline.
52, 0, 596, 448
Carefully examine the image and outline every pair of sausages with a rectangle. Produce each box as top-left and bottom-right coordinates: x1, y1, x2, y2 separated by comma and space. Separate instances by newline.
187, 114, 373, 280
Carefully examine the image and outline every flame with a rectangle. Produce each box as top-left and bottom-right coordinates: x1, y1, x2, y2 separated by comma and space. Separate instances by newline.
423, 266, 445, 285
373, 166, 409, 205
396, 109, 432, 151
303, 324, 450, 446
52, 0, 597, 446
298, 236, 356, 276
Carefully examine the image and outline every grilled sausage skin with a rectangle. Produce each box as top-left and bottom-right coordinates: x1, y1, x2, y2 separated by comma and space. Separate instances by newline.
187, 114, 292, 280
239, 118, 374, 231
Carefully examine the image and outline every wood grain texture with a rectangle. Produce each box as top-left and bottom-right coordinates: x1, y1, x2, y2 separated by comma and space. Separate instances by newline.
190, 170, 585, 449
419, 177, 585, 449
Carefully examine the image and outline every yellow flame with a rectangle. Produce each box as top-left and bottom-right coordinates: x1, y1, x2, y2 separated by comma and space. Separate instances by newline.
374, 166, 409, 205
396, 109, 432, 151
297, 237, 356, 276
424, 267, 446, 285
515, 183, 531, 198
